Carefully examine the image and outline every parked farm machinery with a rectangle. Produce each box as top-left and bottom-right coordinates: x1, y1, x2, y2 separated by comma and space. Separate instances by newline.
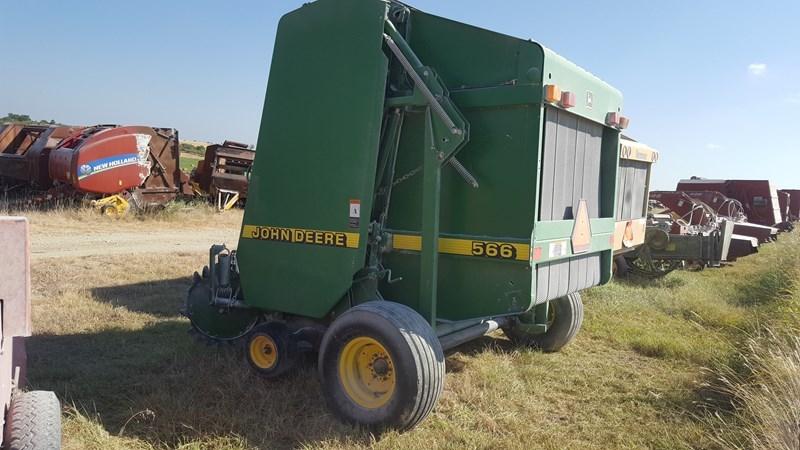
621, 182, 797, 278
0, 123, 255, 214
185, 0, 629, 430
0, 124, 192, 214
192, 140, 255, 210
624, 195, 738, 278
0, 124, 82, 188
677, 178, 792, 231
780, 189, 800, 222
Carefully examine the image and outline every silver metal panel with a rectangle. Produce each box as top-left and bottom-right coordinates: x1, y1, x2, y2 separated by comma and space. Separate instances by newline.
622, 164, 635, 219
540, 116, 558, 221
630, 160, 648, 219
536, 107, 605, 304
540, 107, 603, 221
536, 264, 550, 302
583, 124, 603, 218
615, 159, 650, 220
617, 164, 628, 220
535, 254, 600, 304
552, 112, 577, 220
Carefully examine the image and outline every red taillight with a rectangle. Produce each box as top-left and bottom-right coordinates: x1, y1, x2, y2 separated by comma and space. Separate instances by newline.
560, 91, 576, 108
606, 112, 620, 127
532, 247, 542, 261
618, 116, 630, 129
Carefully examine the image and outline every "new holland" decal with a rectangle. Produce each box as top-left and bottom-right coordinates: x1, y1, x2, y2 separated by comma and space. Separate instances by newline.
78, 153, 140, 180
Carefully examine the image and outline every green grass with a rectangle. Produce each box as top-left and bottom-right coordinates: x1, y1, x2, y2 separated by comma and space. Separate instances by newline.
25, 222, 800, 449
180, 152, 202, 172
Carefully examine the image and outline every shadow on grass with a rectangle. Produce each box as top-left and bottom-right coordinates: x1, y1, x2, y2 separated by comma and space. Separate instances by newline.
27, 322, 377, 449
90, 277, 194, 318
732, 266, 794, 307
32, 276, 378, 449
614, 273, 687, 290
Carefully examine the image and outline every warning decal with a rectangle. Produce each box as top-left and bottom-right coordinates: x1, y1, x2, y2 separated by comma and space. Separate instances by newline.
241, 225, 360, 249
349, 199, 361, 229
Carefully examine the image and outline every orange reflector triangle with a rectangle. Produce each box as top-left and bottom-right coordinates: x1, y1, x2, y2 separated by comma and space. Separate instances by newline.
622, 221, 635, 248
571, 200, 592, 254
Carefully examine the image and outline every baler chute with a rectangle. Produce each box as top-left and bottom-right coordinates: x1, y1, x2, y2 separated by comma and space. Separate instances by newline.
185, 0, 625, 430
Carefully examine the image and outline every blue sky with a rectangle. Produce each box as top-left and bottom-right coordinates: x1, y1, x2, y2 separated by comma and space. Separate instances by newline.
1, 0, 798, 189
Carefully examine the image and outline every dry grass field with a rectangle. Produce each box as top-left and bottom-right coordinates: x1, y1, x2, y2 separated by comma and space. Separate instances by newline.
16, 206, 800, 449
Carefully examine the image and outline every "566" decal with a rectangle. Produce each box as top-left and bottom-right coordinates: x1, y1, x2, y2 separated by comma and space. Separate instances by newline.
471, 241, 517, 260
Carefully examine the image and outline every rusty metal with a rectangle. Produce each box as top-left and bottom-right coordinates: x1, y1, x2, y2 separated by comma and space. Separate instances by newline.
1, 124, 190, 209
0, 125, 82, 188
652, 190, 777, 245
645, 192, 758, 265
779, 189, 800, 221
192, 140, 254, 208
677, 178, 785, 228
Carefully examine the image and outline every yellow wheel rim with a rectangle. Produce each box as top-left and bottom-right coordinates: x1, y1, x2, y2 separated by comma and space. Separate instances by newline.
249, 335, 278, 370
338, 336, 396, 409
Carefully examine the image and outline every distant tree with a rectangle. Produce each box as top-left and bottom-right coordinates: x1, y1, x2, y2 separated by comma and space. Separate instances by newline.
0, 113, 63, 126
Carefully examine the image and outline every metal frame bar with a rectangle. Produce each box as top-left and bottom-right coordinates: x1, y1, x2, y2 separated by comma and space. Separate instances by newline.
381, 19, 470, 328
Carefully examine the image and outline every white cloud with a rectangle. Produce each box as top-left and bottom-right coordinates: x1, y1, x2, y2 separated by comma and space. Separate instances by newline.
786, 93, 800, 104
747, 63, 767, 76
705, 143, 723, 151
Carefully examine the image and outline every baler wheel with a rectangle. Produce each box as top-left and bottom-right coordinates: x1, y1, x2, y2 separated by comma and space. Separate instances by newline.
100, 205, 118, 217
503, 292, 584, 352
4, 390, 62, 450
613, 255, 631, 278
245, 322, 297, 379
318, 301, 444, 431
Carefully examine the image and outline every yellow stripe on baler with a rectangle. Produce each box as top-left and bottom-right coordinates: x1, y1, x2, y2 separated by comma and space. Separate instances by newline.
392, 234, 530, 261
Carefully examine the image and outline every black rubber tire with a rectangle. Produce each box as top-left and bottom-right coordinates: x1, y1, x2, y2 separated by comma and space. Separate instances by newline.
504, 292, 584, 352
244, 322, 297, 379
5, 390, 61, 450
613, 255, 630, 278
318, 301, 444, 431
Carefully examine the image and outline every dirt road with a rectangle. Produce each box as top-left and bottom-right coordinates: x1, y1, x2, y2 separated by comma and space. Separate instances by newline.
26, 209, 242, 259
31, 228, 240, 259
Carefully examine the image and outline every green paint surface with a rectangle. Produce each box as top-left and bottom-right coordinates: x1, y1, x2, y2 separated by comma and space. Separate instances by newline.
236, 0, 623, 322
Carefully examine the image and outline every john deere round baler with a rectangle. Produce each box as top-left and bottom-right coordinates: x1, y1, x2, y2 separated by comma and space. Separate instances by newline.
185, 0, 626, 430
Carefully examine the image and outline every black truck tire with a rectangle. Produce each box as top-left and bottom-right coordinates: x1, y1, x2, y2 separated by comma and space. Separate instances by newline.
319, 301, 444, 431
5, 390, 61, 450
504, 292, 584, 352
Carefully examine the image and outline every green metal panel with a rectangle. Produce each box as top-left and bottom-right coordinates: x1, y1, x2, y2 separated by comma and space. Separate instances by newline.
541, 48, 623, 125
236, 0, 390, 318
235, 0, 624, 324
379, 8, 622, 320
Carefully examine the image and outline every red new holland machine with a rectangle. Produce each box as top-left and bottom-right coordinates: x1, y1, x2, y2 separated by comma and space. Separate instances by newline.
1, 124, 191, 215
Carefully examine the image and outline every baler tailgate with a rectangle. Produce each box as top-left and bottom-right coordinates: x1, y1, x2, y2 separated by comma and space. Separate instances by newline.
535, 106, 605, 304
